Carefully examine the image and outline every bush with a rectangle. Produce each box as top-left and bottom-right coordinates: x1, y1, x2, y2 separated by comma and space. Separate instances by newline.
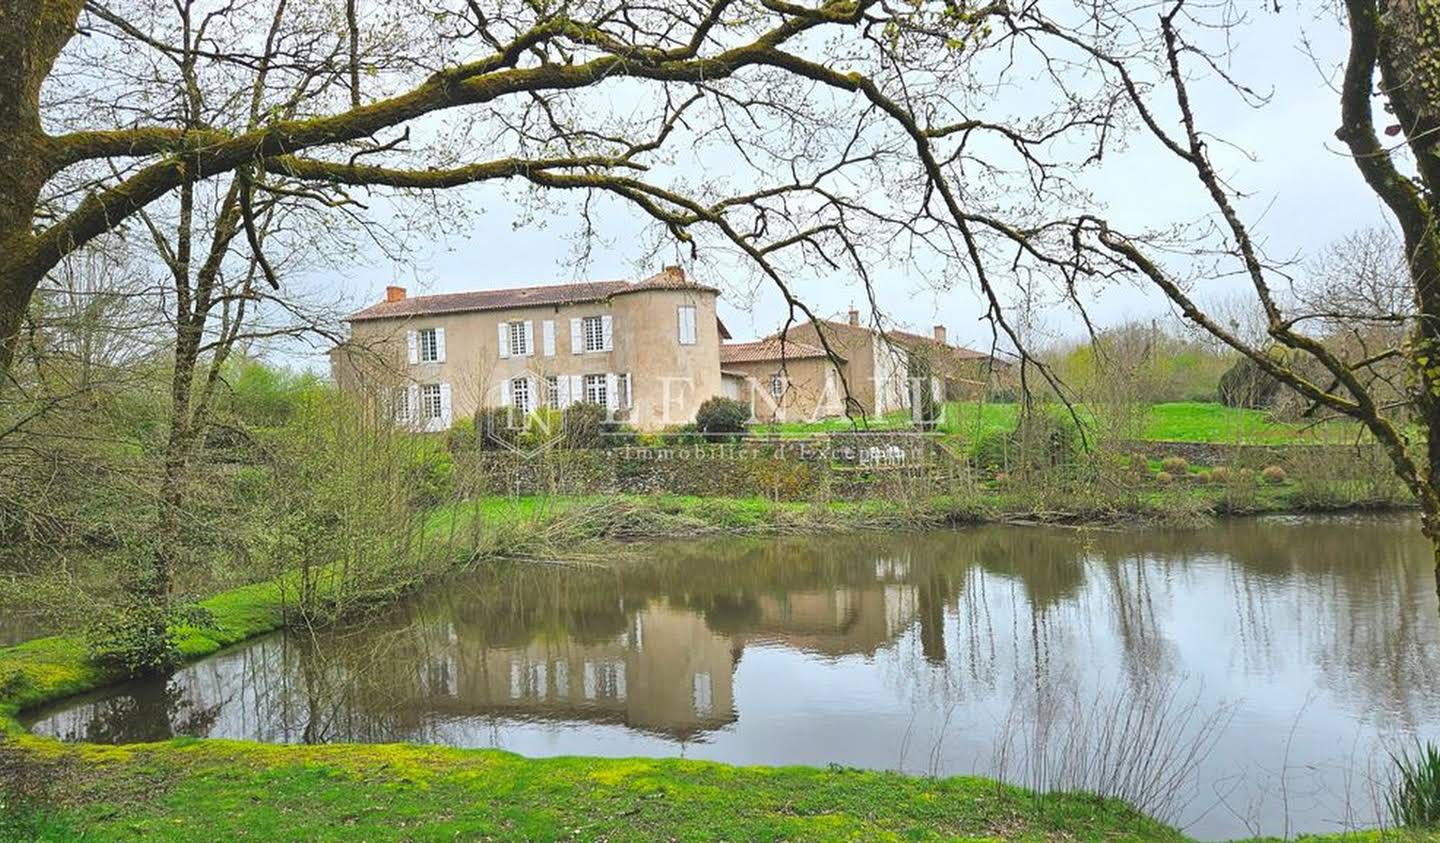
1160, 455, 1189, 475
445, 417, 478, 453
1208, 466, 1232, 484
1389, 742, 1440, 828
1011, 410, 1081, 472
694, 396, 750, 442
663, 423, 706, 446
469, 407, 523, 451
1155, 471, 1175, 485
520, 408, 564, 451
405, 445, 454, 507
562, 402, 607, 449
1260, 465, 1287, 485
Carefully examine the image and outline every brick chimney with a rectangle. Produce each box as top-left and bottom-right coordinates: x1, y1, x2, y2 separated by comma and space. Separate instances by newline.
663, 264, 685, 281
847, 308, 860, 326
385, 285, 407, 303
933, 325, 947, 344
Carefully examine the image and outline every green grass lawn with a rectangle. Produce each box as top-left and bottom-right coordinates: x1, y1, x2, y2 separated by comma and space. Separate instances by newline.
2, 739, 1193, 842
755, 401, 1361, 445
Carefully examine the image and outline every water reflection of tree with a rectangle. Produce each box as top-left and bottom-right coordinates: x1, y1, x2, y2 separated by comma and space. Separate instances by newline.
36, 515, 1440, 752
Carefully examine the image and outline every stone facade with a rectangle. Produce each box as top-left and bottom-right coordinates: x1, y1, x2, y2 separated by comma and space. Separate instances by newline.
332, 267, 725, 431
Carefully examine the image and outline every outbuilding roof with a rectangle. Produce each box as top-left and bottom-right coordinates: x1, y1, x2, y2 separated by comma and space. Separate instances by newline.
719, 337, 841, 364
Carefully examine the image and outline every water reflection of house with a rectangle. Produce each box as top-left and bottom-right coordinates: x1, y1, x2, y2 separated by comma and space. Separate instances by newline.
741, 585, 919, 658
422, 600, 737, 739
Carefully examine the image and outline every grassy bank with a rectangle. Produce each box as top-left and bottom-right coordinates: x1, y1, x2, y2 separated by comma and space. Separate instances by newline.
755, 400, 1365, 445
1, 738, 1191, 842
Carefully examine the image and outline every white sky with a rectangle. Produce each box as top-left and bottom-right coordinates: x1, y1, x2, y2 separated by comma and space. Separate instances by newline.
286, 4, 1394, 366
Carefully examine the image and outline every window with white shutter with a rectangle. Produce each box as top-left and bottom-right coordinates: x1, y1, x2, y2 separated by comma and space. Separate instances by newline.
582, 316, 605, 352
677, 305, 697, 345
420, 383, 444, 420
583, 373, 607, 405
418, 328, 439, 362
542, 320, 556, 356
770, 374, 785, 398
508, 321, 530, 357
511, 377, 532, 414
545, 375, 560, 409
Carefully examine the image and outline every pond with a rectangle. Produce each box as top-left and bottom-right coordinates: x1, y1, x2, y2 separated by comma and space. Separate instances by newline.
23, 514, 1438, 840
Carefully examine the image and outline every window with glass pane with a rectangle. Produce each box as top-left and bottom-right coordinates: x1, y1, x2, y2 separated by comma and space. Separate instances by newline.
584, 373, 607, 405
582, 316, 604, 352
420, 383, 443, 419
770, 375, 784, 398
508, 322, 529, 356
511, 378, 531, 413
418, 328, 439, 362
545, 375, 559, 409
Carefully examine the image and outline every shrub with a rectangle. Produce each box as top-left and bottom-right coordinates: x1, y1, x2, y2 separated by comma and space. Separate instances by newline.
664, 422, 706, 446
972, 428, 1012, 472
471, 407, 523, 451
1155, 471, 1175, 485
1160, 455, 1189, 475
1389, 742, 1440, 828
85, 596, 214, 676
562, 402, 607, 449
694, 396, 750, 442
445, 417, 478, 453
1261, 465, 1287, 485
520, 408, 564, 451
1011, 410, 1081, 472
1208, 466, 1232, 484
405, 445, 454, 507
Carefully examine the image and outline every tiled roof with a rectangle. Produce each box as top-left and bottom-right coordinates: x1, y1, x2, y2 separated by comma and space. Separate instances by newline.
774, 317, 1001, 363
719, 338, 841, 364
885, 327, 996, 361
347, 268, 717, 322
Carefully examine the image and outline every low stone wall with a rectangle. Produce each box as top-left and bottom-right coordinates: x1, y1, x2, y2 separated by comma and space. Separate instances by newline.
1123, 440, 1383, 468
454, 437, 966, 501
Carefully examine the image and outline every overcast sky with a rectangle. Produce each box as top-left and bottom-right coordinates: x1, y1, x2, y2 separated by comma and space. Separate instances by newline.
287, 4, 1393, 366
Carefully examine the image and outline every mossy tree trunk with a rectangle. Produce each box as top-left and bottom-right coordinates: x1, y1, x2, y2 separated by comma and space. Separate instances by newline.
0, 0, 83, 381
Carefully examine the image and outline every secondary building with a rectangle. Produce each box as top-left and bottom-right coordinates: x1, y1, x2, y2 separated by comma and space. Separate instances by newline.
719, 309, 1007, 422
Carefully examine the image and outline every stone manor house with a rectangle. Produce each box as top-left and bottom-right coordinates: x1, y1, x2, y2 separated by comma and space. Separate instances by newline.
330, 267, 1005, 432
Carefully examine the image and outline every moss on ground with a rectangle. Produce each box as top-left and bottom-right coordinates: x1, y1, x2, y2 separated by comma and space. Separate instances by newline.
2, 738, 1187, 842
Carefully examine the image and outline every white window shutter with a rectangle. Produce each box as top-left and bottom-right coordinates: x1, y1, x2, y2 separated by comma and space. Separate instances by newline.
571, 374, 584, 404
498, 323, 511, 359
526, 376, 538, 414
570, 318, 583, 354
406, 384, 420, 427
435, 328, 447, 363
605, 373, 618, 412
498, 378, 512, 407
523, 320, 535, 357
542, 320, 556, 357
406, 331, 419, 365
678, 307, 697, 345
601, 315, 614, 351
438, 383, 452, 429
624, 372, 633, 408
557, 375, 571, 408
